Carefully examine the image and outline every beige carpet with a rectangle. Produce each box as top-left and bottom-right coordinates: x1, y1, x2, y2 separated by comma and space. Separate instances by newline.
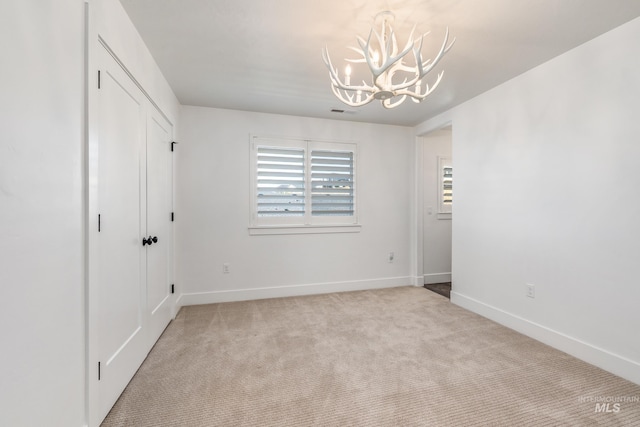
101, 286, 640, 426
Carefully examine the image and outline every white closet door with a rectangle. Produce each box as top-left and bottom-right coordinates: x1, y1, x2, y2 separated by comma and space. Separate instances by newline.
96, 47, 148, 421
145, 108, 173, 346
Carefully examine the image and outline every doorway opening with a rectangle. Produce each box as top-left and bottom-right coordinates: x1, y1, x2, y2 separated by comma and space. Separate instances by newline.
421, 125, 452, 299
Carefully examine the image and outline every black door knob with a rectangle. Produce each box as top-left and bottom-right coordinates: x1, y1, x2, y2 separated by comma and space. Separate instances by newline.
142, 237, 150, 246
152, 236, 158, 243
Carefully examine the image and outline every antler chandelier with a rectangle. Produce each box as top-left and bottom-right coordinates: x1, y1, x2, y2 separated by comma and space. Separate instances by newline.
322, 11, 455, 109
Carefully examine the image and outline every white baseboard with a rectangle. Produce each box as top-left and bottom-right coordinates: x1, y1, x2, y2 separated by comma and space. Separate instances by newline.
451, 291, 640, 386
423, 272, 451, 284
176, 276, 413, 307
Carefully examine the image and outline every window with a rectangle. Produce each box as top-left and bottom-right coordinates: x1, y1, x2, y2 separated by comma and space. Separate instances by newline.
256, 146, 306, 220
310, 149, 354, 217
250, 136, 358, 233
438, 156, 452, 215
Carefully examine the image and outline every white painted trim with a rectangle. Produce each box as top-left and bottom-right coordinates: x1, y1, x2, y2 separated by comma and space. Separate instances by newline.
410, 276, 424, 287
410, 136, 424, 288
451, 291, 640, 386
98, 38, 173, 127
176, 277, 412, 306
423, 272, 452, 284
248, 224, 361, 235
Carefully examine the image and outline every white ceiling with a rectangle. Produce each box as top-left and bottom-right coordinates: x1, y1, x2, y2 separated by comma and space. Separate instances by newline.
119, 0, 640, 126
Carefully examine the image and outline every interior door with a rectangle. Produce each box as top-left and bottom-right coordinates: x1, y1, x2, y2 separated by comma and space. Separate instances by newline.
145, 108, 173, 346
96, 46, 148, 422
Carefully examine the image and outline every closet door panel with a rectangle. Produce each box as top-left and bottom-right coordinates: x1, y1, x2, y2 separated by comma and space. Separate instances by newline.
96, 47, 147, 421
146, 109, 173, 345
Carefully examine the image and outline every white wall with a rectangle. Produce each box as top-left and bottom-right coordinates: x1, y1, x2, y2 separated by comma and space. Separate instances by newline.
422, 129, 452, 284
176, 106, 414, 303
418, 16, 640, 384
0, 1, 85, 425
0, 0, 179, 425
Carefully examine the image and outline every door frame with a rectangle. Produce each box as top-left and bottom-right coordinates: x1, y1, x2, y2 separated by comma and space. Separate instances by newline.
86, 34, 176, 427
411, 120, 453, 288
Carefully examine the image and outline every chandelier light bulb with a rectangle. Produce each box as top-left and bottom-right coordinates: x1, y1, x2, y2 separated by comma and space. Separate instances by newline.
322, 11, 455, 109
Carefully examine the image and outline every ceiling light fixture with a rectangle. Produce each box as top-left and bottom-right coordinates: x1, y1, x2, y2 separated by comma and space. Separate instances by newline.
322, 11, 455, 109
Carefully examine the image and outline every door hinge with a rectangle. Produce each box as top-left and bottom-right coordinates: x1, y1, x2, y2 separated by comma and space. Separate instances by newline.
171, 141, 178, 152
171, 284, 175, 294
98, 214, 101, 232
171, 212, 174, 222
98, 70, 101, 89
98, 361, 101, 381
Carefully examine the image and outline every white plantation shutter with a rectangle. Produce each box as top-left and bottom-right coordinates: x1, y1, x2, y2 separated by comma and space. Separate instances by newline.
311, 150, 354, 216
443, 166, 453, 204
256, 147, 305, 217
438, 156, 453, 214
251, 136, 357, 228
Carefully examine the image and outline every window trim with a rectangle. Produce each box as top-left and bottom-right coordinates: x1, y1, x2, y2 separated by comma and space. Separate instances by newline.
250, 135, 359, 233
248, 224, 362, 236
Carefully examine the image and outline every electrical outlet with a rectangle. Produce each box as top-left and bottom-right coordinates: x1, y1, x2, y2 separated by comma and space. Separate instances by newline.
223, 263, 230, 274
388, 252, 395, 263
526, 283, 535, 299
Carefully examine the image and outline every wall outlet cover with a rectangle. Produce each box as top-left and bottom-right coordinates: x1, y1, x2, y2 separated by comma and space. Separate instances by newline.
526, 284, 535, 298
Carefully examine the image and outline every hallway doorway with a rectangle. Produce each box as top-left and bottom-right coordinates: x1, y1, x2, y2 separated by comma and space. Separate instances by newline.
422, 126, 452, 289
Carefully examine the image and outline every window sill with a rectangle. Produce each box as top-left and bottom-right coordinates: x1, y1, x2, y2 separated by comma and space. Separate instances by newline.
249, 224, 362, 236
